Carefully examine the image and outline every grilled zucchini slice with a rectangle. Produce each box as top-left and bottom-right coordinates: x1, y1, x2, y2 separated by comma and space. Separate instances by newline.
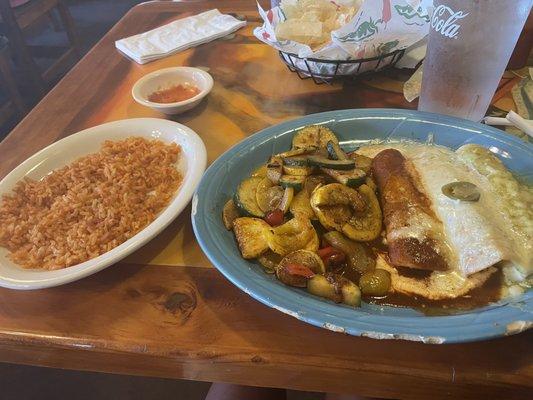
292, 125, 339, 150
256, 178, 285, 213
279, 250, 326, 275
279, 175, 305, 191
321, 167, 366, 187
283, 165, 314, 176
326, 141, 347, 160
342, 184, 382, 242
267, 215, 318, 256
282, 155, 309, 167
222, 199, 240, 230
308, 155, 355, 170
233, 217, 270, 259
257, 250, 283, 274
347, 152, 373, 174
234, 177, 264, 217
276, 147, 313, 158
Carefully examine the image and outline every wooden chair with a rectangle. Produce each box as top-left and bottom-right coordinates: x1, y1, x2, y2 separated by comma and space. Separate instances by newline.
0, 0, 80, 95
0, 35, 26, 130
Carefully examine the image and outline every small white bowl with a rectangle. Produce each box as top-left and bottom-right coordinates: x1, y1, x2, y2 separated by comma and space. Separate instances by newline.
132, 67, 213, 115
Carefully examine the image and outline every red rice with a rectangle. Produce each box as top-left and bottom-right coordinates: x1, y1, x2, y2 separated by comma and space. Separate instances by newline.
0, 137, 182, 270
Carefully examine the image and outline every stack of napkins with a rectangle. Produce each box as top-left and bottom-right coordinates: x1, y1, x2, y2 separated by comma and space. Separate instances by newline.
115, 9, 246, 64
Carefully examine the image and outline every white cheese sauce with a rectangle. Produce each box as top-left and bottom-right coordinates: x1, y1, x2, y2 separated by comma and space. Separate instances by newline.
359, 142, 514, 277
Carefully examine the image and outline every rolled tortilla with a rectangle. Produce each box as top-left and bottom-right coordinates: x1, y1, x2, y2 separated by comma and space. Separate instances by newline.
372, 149, 450, 271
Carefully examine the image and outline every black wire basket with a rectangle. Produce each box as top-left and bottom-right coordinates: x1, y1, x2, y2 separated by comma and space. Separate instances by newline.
279, 48, 405, 85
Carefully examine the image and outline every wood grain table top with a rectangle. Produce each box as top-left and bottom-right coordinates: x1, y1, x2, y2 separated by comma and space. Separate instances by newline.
0, 1, 531, 399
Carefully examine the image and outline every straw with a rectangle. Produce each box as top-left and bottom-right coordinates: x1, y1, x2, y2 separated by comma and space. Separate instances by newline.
506, 110, 533, 138
483, 116, 514, 126
483, 112, 533, 138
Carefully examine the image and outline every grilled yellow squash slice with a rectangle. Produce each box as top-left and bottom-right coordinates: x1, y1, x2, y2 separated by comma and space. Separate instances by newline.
289, 188, 316, 220
251, 164, 268, 177
310, 183, 365, 231
342, 184, 382, 242
267, 215, 318, 256
233, 217, 270, 259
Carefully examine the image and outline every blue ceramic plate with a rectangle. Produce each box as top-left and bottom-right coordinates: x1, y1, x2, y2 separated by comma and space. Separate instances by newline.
192, 109, 532, 344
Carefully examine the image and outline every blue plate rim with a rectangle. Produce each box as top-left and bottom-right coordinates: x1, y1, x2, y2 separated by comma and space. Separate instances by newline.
192, 108, 532, 344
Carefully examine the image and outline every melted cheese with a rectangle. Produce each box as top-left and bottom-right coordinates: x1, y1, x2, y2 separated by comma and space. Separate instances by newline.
457, 144, 532, 277
359, 142, 513, 277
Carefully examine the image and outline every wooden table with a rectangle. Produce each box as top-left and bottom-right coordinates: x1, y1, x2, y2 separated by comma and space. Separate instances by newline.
0, 1, 531, 399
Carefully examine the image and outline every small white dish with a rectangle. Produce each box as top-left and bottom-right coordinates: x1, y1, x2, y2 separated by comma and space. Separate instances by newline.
0, 118, 207, 290
132, 67, 213, 115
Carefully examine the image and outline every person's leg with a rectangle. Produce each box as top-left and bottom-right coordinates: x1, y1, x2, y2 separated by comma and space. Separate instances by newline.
205, 383, 287, 400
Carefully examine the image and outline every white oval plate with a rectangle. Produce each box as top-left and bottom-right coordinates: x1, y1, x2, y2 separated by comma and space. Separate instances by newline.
0, 118, 206, 290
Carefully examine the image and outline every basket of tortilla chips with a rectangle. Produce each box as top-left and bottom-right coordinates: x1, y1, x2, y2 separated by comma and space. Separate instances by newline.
254, 0, 432, 84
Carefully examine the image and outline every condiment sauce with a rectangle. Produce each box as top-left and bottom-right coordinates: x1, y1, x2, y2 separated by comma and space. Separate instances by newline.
148, 83, 200, 103
335, 240, 503, 316
369, 269, 503, 316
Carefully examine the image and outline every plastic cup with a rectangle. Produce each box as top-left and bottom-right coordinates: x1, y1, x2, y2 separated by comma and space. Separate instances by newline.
419, 0, 533, 121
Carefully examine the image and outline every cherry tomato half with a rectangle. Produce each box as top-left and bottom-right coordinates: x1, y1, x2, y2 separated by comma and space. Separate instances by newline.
264, 209, 284, 226
284, 263, 315, 278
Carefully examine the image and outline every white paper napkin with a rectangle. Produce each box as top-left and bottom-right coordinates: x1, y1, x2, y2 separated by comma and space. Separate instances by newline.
115, 9, 246, 64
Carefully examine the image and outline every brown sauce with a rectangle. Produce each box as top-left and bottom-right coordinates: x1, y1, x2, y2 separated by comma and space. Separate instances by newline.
394, 265, 433, 280
367, 237, 389, 253
370, 269, 503, 316
335, 264, 360, 285
148, 83, 200, 103
335, 240, 503, 315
